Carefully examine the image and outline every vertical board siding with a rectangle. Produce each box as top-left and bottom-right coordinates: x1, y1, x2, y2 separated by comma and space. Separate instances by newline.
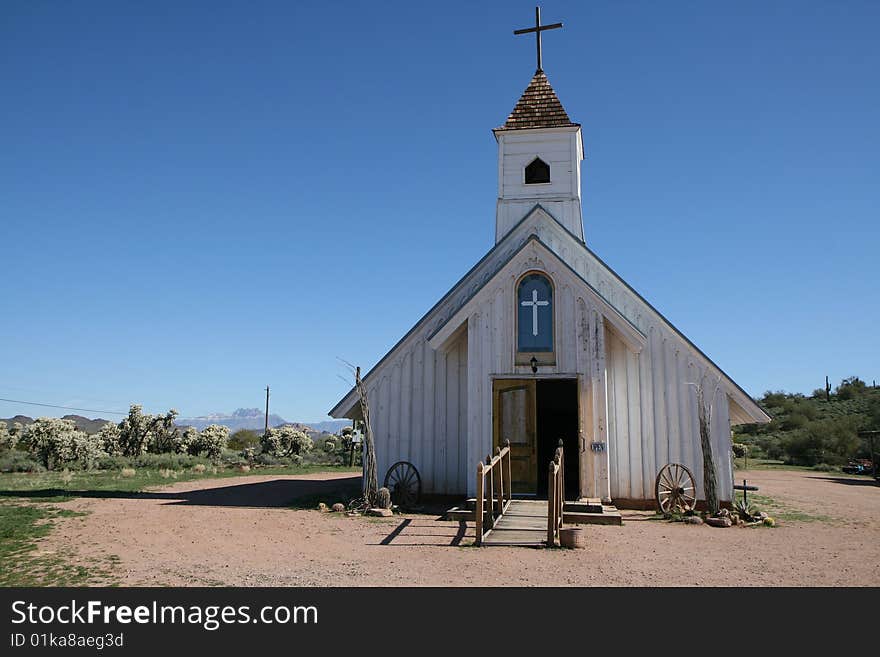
338, 216, 744, 501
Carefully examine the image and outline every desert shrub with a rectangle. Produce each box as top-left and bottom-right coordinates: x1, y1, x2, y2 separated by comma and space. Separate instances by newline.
194, 425, 228, 459
228, 429, 260, 450
323, 438, 337, 453
811, 463, 836, 472
0, 451, 45, 473
192, 463, 206, 473
260, 426, 313, 458
219, 449, 247, 467
836, 376, 867, 400
782, 417, 861, 466
95, 454, 130, 471
731, 443, 748, 459
131, 452, 209, 470
120, 467, 136, 477
254, 452, 284, 466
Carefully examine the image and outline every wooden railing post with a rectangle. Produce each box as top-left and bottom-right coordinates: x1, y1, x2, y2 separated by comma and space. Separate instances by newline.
505, 439, 512, 503
494, 447, 503, 515
485, 453, 494, 527
547, 459, 556, 546
475, 462, 484, 546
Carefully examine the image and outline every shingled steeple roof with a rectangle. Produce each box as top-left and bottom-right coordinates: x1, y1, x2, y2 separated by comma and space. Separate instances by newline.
497, 70, 578, 131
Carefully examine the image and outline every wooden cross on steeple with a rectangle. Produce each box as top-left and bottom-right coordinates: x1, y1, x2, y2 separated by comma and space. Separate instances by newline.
514, 6, 563, 73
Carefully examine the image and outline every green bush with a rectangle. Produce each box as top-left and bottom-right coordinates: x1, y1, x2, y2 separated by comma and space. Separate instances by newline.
228, 429, 260, 450
0, 450, 45, 473
130, 453, 210, 470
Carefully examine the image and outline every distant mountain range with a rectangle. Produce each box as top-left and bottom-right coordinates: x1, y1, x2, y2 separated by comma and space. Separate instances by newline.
175, 408, 349, 435
1, 409, 350, 436
0, 414, 111, 434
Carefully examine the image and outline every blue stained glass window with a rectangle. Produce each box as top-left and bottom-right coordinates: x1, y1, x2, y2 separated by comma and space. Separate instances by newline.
517, 274, 553, 352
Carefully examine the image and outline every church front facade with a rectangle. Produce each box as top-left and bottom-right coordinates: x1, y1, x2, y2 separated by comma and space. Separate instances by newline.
330, 69, 769, 507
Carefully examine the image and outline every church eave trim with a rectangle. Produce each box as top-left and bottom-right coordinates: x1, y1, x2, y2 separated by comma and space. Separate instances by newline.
327, 213, 554, 418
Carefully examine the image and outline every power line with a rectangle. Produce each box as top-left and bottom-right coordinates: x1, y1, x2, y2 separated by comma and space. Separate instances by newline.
0, 397, 128, 417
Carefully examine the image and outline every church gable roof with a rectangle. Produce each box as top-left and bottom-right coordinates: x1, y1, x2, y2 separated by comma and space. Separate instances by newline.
497, 71, 578, 131
329, 205, 769, 424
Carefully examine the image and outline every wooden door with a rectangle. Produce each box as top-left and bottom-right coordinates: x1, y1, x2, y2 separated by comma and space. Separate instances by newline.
493, 379, 537, 494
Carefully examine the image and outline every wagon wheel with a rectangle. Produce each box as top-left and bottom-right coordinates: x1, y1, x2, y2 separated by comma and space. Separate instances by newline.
384, 461, 421, 508
655, 463, 697, 514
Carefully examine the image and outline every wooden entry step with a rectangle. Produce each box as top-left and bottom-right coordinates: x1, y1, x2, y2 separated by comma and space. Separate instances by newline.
563, 505, 622, 526
446, 498, 623, 525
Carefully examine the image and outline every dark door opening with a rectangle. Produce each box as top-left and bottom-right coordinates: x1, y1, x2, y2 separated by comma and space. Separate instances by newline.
536, 379, 579, 499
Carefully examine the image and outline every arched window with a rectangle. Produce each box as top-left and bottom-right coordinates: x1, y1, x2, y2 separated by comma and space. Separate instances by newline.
524, 157, 550, 184
517, 273, 553, 353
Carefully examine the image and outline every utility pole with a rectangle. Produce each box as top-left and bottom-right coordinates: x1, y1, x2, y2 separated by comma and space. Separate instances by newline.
264, 386, 270, 436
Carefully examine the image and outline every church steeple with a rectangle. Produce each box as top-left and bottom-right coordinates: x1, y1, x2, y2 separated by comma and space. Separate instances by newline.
499, 70, 578, 131
492, 25, 585, 243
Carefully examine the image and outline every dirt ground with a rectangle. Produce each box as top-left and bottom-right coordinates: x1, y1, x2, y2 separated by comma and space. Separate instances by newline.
35, 468, 880, 586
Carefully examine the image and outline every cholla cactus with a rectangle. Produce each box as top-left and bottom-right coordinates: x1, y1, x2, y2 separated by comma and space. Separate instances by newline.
197, 425, 229, 459
260, 426, 313, 457
0, 421, 16, 451
97, 422, 122, 456
20, 418, 104, 470
178, 427, 200, 455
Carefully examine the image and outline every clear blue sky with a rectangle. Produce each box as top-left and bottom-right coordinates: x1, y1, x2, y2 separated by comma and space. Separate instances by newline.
2, 1, 878, 422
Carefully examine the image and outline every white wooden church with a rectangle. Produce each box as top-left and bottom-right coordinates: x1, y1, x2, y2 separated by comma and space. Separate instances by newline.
330, 15, 770, 508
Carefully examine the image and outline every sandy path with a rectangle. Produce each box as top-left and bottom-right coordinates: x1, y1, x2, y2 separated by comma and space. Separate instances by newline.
34, 469, 880, 586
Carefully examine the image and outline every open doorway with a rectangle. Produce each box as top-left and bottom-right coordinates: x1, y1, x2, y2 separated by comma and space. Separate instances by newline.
492, 377, 579, 498
536, 379, 579, 499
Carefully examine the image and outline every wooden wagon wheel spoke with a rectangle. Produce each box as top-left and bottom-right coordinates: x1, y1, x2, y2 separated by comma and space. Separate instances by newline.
655, 463, 697, 514
383, 461, 421, 509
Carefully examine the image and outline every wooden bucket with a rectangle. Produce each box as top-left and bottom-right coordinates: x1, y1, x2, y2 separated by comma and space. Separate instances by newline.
559, 527, 586, 549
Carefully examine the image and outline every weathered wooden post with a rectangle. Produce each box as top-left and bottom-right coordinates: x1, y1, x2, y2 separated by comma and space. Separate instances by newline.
495, 446, 504, 515
486, 453, 494, 527
505, 439, 512, 502
475, 461, 484, 546
547, 459, 556, 546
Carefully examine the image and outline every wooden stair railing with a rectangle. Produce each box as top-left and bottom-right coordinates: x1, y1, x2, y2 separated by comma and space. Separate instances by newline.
474, 440, 512, 546
547, 440, 564, 546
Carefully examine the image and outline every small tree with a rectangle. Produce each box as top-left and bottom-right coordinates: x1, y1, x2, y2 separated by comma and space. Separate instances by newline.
229, 429, 259, 450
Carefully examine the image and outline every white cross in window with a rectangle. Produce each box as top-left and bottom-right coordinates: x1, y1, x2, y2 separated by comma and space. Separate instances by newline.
521, 288, 549, 336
